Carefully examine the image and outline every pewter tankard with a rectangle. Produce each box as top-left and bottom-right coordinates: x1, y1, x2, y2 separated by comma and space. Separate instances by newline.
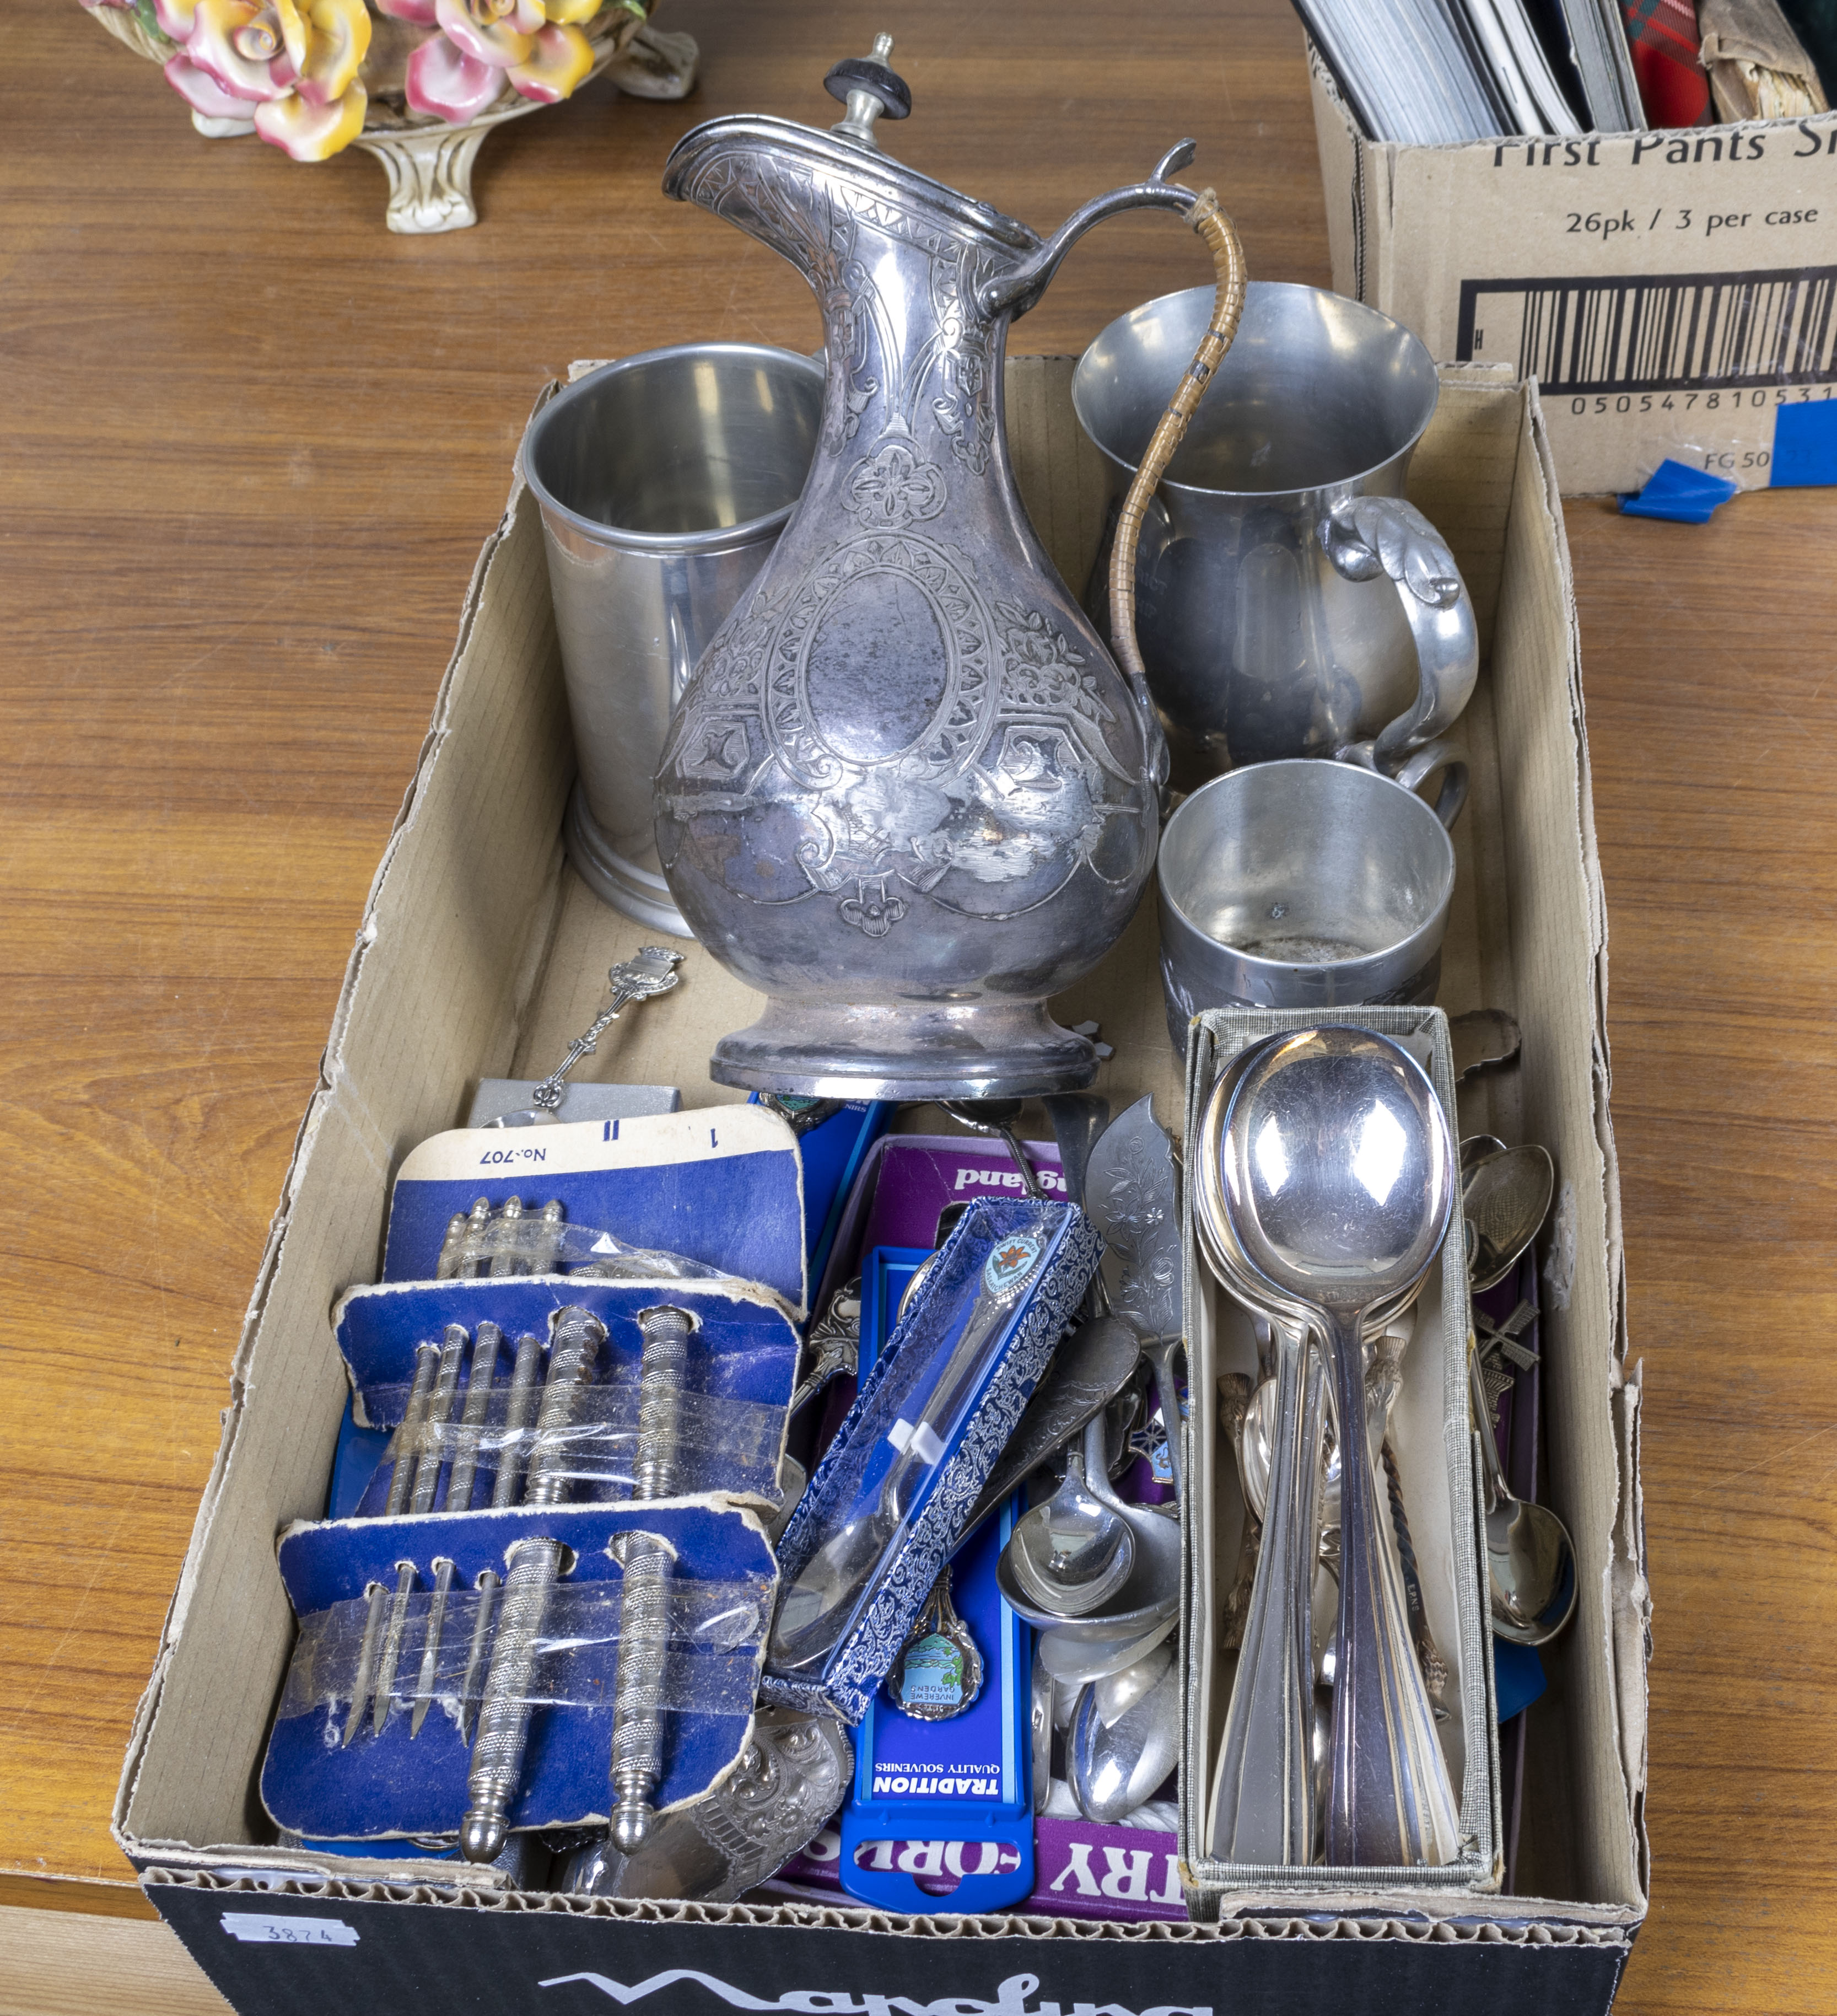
1074, 283, 1479, 774
524, 345, 825, 936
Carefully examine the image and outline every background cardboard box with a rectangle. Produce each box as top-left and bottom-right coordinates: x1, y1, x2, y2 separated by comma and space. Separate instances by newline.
1310, 52, 1837, 495
112, 358, 1648, 2016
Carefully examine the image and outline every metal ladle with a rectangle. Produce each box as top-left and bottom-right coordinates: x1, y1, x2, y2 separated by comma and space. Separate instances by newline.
1211, 1028, 1462, 1868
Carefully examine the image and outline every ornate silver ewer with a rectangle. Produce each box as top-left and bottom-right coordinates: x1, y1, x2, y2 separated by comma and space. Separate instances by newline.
655, 37, 1241, 1099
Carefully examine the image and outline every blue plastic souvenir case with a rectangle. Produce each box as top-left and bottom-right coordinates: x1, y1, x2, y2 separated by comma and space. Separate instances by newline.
838, 1246, 1033, 1913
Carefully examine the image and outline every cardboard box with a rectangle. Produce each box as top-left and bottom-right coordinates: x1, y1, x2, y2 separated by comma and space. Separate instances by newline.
1309, 49, 1837, 494
113, 357, 1649, 2015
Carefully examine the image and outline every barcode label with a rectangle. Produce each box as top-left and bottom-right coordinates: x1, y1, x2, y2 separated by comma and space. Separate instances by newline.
1457, 266, 1837, 394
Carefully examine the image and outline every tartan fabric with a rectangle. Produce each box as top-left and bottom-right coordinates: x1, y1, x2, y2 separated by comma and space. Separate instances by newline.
1623, 0, 1712, 122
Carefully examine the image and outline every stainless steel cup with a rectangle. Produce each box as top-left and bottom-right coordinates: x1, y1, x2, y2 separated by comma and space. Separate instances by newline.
1073, 283, 1478, 778
1156, 749, 1467, 1053
523, 344, 825, 934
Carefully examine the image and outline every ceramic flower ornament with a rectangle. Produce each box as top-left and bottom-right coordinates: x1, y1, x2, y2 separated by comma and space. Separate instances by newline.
79, 0, 696, 230
84, 0, 622, 160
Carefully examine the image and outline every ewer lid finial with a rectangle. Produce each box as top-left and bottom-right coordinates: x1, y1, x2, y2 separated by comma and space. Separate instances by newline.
825, 34, 911, 150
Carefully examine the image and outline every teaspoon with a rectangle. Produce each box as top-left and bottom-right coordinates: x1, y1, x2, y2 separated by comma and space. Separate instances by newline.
1463, 1141, 1554, 1292
998, 1413, 1179, 1630
1458, 1137, 1576, 1644
1066, 1637, 1182, 1825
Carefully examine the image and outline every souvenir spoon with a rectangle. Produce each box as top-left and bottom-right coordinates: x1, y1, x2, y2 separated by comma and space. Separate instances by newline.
1463, 1141, 1555, 1292
769, 1218, 1057, 1674
955, 1094, 1139, 1538
483, 948, 684, 1128
1216, 1026, 1462, 1867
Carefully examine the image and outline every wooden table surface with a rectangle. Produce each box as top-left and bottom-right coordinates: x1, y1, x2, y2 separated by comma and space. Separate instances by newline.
2, 1, 1833, 2009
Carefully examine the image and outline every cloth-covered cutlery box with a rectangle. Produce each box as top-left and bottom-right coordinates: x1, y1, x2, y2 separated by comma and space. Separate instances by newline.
113, 356, 1647, 2016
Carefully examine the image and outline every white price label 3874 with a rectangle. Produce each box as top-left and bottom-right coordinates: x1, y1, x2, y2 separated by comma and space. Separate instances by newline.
219, 1913, 359, 1947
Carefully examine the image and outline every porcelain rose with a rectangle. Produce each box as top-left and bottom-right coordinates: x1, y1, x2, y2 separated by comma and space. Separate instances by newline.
387, 0, 614, 123
144, 0, 373, 157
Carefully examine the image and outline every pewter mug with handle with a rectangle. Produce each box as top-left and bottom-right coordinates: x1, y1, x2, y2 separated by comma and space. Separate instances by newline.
1073, 282, 1479, 775
653, 39, 1234, 1099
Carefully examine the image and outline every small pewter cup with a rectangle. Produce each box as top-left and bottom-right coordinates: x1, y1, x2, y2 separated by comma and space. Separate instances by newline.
522, 344, 824, 935
1156, 753, 1466, 1052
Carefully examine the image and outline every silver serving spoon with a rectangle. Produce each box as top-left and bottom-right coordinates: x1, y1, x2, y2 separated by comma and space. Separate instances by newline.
1218, 1026, 1463, 1869
1066, 1636, 1182, 1825
1197, 1035, 1333, 1867
1199, 1039, 1428, 1866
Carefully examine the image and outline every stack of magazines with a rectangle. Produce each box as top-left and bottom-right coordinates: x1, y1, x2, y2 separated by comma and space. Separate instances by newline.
1293, 0, 1645, 139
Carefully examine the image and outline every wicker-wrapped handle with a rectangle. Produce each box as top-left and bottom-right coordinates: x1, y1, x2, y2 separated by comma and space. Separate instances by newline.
1107, 189, 1248, 775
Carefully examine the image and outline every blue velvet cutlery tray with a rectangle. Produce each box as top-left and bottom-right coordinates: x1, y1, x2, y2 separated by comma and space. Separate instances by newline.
334, 1280, 800, 1508
262, 1501, 775, 1841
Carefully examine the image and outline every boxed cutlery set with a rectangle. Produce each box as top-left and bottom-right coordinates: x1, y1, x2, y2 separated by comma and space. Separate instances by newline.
112, 34, 1648, 2016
